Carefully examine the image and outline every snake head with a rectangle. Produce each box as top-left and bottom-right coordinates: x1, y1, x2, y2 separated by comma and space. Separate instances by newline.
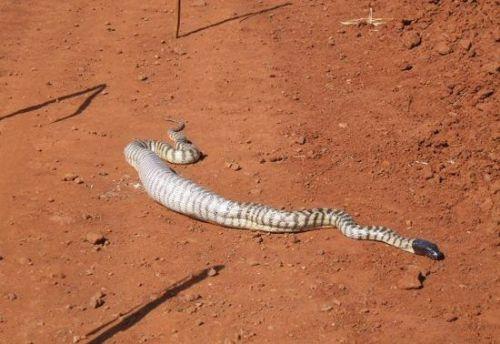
412, 239, 444, 260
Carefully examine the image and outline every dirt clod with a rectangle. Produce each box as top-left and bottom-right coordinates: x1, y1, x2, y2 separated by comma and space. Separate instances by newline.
225, 162, 241, 171
397, 265, 425, 290
85, 232, 107, 245
402, 31, 421, 49
5, 293, 18, 301
89, 292, 105, 308
435, 41, 452, 55
62, 173, 78, 181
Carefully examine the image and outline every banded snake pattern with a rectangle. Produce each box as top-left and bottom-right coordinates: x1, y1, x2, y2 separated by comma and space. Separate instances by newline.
124, 122, 444, 260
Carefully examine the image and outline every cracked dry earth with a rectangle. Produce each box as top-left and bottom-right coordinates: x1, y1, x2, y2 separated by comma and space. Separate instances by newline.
0, 0, 498, 343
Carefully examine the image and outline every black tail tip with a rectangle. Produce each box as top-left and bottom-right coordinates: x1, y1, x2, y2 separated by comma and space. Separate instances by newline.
412, 239, 445, 260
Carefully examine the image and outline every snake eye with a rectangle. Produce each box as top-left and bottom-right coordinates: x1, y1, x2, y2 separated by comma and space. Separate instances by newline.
412, 239, 444, 260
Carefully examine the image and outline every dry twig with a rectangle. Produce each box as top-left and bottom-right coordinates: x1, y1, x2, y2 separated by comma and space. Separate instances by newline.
340, 8, 391, 27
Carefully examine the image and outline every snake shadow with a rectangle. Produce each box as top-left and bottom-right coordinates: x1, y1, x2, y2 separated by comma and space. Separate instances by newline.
177, 2, 292, 38
85, 265, 224, 344
0, 83, 106, 123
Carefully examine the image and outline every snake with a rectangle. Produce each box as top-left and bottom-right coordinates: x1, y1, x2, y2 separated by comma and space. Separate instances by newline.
124, 121, 444, 260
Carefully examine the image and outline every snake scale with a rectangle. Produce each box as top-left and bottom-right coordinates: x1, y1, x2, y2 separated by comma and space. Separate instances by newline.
124, 122, 444, 260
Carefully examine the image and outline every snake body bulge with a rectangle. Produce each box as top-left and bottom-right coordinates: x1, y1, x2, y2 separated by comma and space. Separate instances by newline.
125, 124, 444, 260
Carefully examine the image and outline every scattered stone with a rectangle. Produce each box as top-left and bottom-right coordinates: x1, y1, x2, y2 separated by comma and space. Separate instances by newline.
402, 31, 421, 49
225, 162, 241, 171
320, 304, 333, 312
295, 136, 306, 145
397, 265, 425, 290
85, 232, 107, 245
422, 165, 434, 180
327, 36, 335, 46
207, 267, 217, 277
6, 293, 17, 301
247, 259, 260, 266
18, 257, 33, 265
445, 313, 458, 322
74, 177, 84, 184
138, 74, 148, 81
458, 38, 472, 51
196, 319, 204, 326
400, 61, 413, 71
184, 293, 202, 302
89, 291, 105, 308
268, 155, 284, 162
62, 173, 78, 181
435, 41, 452, 55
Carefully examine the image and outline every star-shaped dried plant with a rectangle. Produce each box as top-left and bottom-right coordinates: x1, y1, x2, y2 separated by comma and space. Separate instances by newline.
340, 8, 391, 27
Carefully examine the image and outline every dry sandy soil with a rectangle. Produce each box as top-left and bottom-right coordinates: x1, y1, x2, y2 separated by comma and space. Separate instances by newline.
0, 0, 499, 343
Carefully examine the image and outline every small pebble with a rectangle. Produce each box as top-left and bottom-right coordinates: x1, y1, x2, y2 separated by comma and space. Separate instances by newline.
18, 257, 33, 265
225, 162, 241, 171
85, 232, 107, 245
402, 31, 421, 49
268, 155, 284, 162
295, 136, 306, 145
207, 267, 217, 277
6, 293, 17, 301
247, 259, 260, 266
445, 313, 458, 322
320, 304, 333, 312
397, 265, 424, 290
458, 39, 472, 51
89, 291, 105, 308
138, 75, 148, 81
400, 62, 413, 71
423, 165, 434, 180
435, 41, 452, 55
62, 173, 78, 181
74, 177, 84, 184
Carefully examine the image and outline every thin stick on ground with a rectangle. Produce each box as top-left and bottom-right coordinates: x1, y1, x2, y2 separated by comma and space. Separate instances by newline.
175, 0, 182, 38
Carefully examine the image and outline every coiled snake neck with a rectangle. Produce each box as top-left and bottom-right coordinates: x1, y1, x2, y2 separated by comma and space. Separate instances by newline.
124, 122, 444, 260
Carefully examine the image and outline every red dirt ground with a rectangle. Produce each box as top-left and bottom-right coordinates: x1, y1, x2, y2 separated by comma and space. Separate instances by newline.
1, 0, 498, 343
